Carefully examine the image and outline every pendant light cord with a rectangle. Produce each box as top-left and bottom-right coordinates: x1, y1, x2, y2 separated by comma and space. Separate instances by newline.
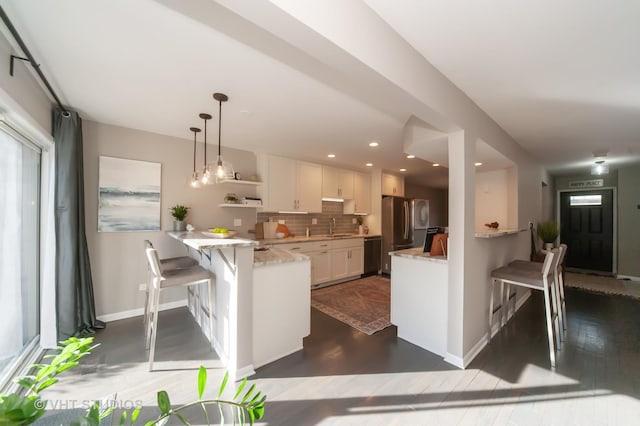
193, 131, 197, 172
217, 99, 222, 158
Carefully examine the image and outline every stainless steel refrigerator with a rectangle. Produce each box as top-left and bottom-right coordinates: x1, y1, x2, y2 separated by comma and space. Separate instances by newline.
382, 196, 413, 274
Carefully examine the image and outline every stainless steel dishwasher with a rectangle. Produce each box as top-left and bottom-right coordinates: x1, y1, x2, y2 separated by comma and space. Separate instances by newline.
363, 235, 382, 276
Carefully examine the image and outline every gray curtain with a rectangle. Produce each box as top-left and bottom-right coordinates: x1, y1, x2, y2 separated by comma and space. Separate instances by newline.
53, 108, 104, 338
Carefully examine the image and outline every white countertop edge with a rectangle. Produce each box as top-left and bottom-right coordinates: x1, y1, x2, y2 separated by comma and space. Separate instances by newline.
474, 228, 527, 238
167, 231, 259, 249
389, 247, 448, 264
261, 233, 380, 245
253, 248, 310, 267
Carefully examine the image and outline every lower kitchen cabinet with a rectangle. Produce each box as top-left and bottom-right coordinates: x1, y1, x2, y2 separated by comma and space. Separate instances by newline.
271, 237, 364, 287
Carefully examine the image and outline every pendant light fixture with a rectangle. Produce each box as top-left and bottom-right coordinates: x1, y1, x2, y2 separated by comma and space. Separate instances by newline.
199, 113, 212, 184
189, 126, 201, 188
213, 92, 233, 180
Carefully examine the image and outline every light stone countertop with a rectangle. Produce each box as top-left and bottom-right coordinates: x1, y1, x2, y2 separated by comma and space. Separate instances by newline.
474, 228, 527, 238
168, 231, 259, 250
389, 247, 448, 264
253, 247, 309, 267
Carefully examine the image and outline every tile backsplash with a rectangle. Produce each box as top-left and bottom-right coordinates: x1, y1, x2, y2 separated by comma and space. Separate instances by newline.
257, 201, 361, 237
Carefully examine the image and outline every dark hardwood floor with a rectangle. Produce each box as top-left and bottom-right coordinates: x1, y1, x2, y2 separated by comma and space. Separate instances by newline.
39, 288, 640, 425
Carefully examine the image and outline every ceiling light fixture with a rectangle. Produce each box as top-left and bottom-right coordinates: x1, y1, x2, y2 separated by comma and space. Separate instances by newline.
475, 162, 483, 166
369, 142, 379, 147
432, 163, 440, 167
365, 163, 373, 167
189, 126, 201, 188
199, 113, 212, 184
328, 154, 336, 158
213, 92, 233, 180
400, 168, 407, 172
591, 159, 609, 175
406, 154, 415, 159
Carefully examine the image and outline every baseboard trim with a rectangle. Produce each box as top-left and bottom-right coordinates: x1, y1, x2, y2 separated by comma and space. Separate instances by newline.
97, 299, 187, 323
234, 365, 256, 381
254, 346, 303, 370
451, 291, 532, 369
617, 274, 640, 282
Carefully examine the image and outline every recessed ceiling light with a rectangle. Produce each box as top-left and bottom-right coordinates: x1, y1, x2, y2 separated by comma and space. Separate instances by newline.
328, 154, 336, 158
365, 163, 373, 167
475, 162, 483, 166
432, 163, 440, 167
369, 142, 379, 147
406, 155, 415, 159
400, 168, 407, 172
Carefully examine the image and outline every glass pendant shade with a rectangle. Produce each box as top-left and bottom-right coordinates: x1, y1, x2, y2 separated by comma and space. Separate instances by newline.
189, 126, 201, 188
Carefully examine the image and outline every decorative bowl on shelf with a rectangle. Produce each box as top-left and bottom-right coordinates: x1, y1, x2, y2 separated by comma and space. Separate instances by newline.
204, 229, 238, 239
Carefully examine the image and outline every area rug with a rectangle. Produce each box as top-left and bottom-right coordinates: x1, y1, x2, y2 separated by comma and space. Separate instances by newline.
565, 272, 640, 300
311, 275, 391, 335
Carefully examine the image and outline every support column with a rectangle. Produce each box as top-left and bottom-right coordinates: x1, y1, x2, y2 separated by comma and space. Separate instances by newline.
445, 130, 476, 367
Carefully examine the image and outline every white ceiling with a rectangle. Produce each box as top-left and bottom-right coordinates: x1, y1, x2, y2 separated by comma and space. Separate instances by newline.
2, 0, 639, 188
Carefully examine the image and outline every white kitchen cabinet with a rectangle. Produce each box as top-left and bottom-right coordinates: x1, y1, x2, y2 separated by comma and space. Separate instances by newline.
331, 238, 364, 281
322, 166, 354, 199
258, 155, 322, 212
347, 245, 364, 276
296, 161, 322, 212
309, 250, 331, 285
345, 171, 371, 214
382, 173, 404, 196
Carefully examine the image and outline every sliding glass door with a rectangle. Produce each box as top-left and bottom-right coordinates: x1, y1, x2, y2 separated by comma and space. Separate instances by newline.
0, 128, 41, 377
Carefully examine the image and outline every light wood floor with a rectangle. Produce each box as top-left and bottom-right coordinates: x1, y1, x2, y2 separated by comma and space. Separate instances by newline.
39, 287, 640, 425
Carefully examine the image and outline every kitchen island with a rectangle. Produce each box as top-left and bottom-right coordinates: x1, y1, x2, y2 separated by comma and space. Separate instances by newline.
168, 231, 310, 379
389, 248, 449, 360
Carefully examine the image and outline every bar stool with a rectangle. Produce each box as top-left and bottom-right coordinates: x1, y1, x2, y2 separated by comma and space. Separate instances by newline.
508, 244, 567, 337
143, 240, 197, 333
145, 246, 215, 371
489, 249, 560, 368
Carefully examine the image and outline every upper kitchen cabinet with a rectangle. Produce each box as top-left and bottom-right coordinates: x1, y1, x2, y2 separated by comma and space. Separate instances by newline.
322, 166, 354, 199
382, 173, 405, 196
344, 171, 371, 214
257, 154, 322, 213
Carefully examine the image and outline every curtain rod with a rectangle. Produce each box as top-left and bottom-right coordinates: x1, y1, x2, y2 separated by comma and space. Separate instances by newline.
0, 6, 70, 116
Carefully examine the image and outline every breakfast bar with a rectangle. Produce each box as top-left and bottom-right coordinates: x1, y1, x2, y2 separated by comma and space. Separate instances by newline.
168, 231, 310, 379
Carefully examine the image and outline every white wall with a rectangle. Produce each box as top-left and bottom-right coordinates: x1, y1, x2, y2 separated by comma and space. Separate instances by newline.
475, 169, 511, 232
616, 164, 640, 278
83, 120, 259, 319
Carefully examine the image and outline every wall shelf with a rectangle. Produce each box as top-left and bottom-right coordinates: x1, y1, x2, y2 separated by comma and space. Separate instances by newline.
217, 179, 262, 186
219, 203, 262, 209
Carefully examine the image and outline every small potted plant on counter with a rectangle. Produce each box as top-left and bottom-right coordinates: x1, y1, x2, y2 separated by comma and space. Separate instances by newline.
356, 216, 364, 235
170, 204, 189, 231
537, 220, 559, 251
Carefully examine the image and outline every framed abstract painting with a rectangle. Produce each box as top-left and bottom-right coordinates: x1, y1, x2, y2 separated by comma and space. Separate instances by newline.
98, 156, 161, 232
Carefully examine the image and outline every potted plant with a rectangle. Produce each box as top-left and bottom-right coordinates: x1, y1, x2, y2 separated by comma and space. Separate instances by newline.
170, 204, 189, 231
537, 220, 559, 251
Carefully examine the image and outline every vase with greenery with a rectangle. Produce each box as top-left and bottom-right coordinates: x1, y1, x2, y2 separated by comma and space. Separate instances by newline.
537, 220, 559, 250
170, 204, 189, 232
356, 216, 364, 234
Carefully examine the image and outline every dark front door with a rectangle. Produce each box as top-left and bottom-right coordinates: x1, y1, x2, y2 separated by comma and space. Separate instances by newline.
560, 189, 614, 272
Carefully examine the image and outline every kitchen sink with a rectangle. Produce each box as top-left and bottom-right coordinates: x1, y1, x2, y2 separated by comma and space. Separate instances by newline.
327, 233, 354, 238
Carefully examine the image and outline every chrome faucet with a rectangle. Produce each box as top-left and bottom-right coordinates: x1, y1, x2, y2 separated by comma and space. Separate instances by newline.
329, 217, 336, 235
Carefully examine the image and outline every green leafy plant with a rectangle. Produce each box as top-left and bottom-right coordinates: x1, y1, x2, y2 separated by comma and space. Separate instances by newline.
170, 205, 189, 221
537, 220, 559, 244
0, 337, 98, 425
355, 216, 363, 226
1, 337, 265, 425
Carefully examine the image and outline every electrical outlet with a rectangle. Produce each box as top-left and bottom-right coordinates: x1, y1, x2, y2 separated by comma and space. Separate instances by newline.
234, 218, 242, 226
352, 218, 357, 224
312, 218, 318, 225
278, 219, 285, 224
138, 283, 147, 292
